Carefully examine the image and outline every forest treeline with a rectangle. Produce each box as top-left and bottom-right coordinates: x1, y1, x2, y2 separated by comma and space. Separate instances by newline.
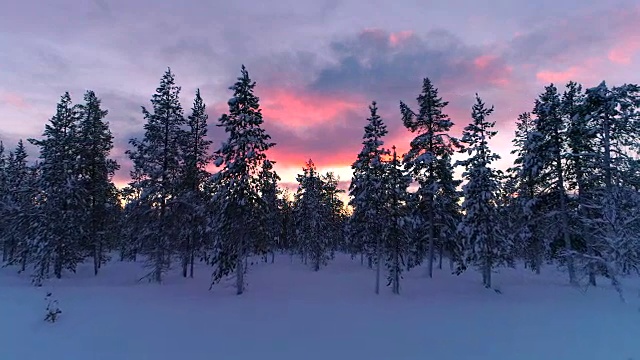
1, 65, 639, 295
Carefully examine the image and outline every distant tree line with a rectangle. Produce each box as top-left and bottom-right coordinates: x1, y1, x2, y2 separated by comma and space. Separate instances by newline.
1, 65, 639, 295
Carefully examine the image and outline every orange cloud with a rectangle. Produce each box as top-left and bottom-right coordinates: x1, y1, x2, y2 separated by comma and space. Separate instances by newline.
260, 88, 363, 128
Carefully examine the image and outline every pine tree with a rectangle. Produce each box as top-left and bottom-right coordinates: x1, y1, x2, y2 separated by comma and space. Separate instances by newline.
294, 159, 331, 271
77, 90, 120, 276
457, 95, 510, 289
126, 68, 187, 283
257, 159, 281, 264
2, 140, 31, 266
320, 171, 346, 260
577, 81, 640, 286
433, 153, 463, 270
348, 101, 389, 277
177, 89, 213, 278
28, 92, 87, 282
531, 84, 576, 285
561, 81, 600, 284
509, 112, 546, 273
583, 82, 640, 189
210, 65, 276, 294
0, 141, 7, 262
401, 77, 461, 278
383, 146, 412, 294
276, 188, 296, 256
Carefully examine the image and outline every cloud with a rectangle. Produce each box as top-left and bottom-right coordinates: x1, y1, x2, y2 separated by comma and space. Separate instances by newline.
261, 88, 364, 128
0, 91, 29, 110
309, 28, 515, 102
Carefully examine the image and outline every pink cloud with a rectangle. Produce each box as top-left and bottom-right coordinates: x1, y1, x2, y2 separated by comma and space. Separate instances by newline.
0, 91, 29, 109
535, 58, 603, 84
389, 31, 414, 47
608, 37, 640, 65
260, 88, 363, 128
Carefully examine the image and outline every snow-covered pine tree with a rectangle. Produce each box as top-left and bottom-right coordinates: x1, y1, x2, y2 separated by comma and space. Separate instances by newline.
508, 112, 546, 273
530, 84, 577, 285
177, 89, 213, 278
348, 101, 389, 276
579, 186, 640, 298
256, 159, 281, 263
77, 90, 120, 276
457, 95, 510, 289
321, 171, 346, 259
278, 188, 296, 257
0, 141, 7, 262
561, 81, 600, 284
126, 68, 187, 283
28, 92, 88, 282
294, 159, 332, 271
577, 81, 640, 286
2, 140, 31, 266
383, 146, 412, 294
401, 77, 462, 278
210, 65, 276, 294
583, 82, 640, 190
433, 152, 463, 270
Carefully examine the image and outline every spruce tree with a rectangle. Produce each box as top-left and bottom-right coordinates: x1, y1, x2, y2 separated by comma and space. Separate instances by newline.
294, 159, 331, 271
177, 89, 213, 278
433, 153, 463, 270
77, 90, 120, 276
126, 68, 187, 283
210, 65, 276, 294
348, 101, 389, 276
321, 171, 346, 260
2, 140, 31, 266
401, 77, 461, 278
383, 146, 412, 294
0, 141, 7, 262
509, 112, 546, 273
29, 92, 87, 282
529, 84, 576, 284
257, 159, 281, 263
457, 95, 510, 289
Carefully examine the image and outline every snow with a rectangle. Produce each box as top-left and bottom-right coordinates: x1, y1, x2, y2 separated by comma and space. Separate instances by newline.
1, 254, 640, 360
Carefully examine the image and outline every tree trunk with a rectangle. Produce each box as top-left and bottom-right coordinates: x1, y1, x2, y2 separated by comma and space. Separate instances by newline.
427, 202, 435, 278
375, 237, 381, 295
54, 243, 63, 279
485, 265, 492, 289
98, 243, 103, 269
2, 243, 7, 262
182, 255, 188, 278
236, 255, 245, 295
189, 248, 195, 278
438, 246, 443, 270
93, 245, 99, 276
392, 246, 400, 295
556, 151, 576, 285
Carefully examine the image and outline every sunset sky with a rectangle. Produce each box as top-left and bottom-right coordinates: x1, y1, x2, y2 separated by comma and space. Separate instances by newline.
1, 0, 639, 190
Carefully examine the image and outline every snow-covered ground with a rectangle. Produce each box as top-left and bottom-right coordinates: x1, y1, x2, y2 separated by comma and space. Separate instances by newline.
1, 254, 639, 360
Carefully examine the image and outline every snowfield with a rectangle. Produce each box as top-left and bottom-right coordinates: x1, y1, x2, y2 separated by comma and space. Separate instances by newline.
1, 254, 640, 360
